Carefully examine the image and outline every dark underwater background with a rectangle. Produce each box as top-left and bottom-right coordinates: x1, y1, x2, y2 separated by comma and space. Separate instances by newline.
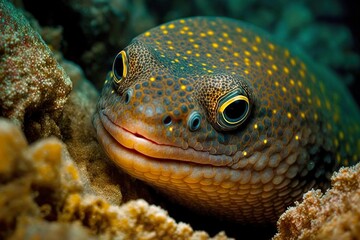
14, 0, 360, 105
9, 0, 359, 238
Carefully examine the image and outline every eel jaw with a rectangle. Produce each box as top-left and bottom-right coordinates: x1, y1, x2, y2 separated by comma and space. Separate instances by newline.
96, 110, 233, 168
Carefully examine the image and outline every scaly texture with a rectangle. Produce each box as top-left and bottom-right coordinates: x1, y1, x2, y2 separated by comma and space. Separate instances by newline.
94, 17, 360, 222
0, 0, 72, 129
273, 163, 360, 240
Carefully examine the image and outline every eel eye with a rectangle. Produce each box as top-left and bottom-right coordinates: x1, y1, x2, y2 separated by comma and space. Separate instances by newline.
217, 89, 250, 131
112, 50, 128, 84
187, 111, 202, 131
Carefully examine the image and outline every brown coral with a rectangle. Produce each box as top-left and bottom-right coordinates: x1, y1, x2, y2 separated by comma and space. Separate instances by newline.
0, 118, 230, 239
0, 0, 72, 132
273, 163, 360, 240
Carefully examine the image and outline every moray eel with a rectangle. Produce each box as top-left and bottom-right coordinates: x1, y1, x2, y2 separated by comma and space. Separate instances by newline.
93, 17, 360, 223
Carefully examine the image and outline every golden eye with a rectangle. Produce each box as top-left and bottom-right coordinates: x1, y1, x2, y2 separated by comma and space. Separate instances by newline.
217, 89, 250, 131
112, 50, 128, 84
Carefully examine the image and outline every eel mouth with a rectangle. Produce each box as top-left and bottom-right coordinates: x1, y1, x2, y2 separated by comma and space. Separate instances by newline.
96, 110, 233, 167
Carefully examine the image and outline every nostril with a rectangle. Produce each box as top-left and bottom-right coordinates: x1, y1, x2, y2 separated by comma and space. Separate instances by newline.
162, 115, 172, 126
124, 88, 133, 104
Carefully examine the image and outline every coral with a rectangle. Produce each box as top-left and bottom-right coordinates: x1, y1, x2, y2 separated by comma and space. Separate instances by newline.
273, 163, 360, 240
0, 118, 230, 239
0, 0, 72, 131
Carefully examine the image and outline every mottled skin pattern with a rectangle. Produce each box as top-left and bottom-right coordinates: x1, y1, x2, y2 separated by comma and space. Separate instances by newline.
93, 17, 360, 223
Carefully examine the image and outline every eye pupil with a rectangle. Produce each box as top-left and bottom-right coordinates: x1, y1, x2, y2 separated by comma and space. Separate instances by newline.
113, 51, 127, 83
216, 89, 251, 131
113, 54, 124, 80
224, 100, 248, 122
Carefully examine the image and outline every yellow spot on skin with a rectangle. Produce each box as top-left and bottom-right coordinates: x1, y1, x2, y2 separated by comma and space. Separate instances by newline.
252, 46, 259, 52
244, 50, 251, 56
201, 63, 207, 66
188, 31, 194, 36
316, 98, 322, 107
212, 65, 217, 68
223, 46, 229, 51
296, 96, 301, 103
160, 25, 166, 30
284, 49, 290, 57
299, 70, 305, 78
273, 109, 277, 114
227, 39, 233, 45
179, 19, 185, 24
195, 53, 200, 57
150, 77, 155, 81
167, 40, 172, 44
274, 81, 279, 87
163, 30, 168, 34
207, 30, 214, 36
263, 139, 268, 144
314, 113, 318, 121
206, 53, 212, 57
244, 69, 249, 74
188, 63, 193, 67
169, 127, 173, 132
339, 131, 344, 140
243, 151, 247, 156
268, 43, 275, 50
234, 52, 240, 57
200, 32, 206, 37
220, 58, 225, 62
212, 43, 219, 48
284, 67, 289, 74
222, 32, 229, 38
255, 61, 261, 67
272, 64, 278, 71
254, 124, 258, 129
290, 79, 295, 85
111, 90, 114, 94
181, 85, 186, 90
144, 31, 151, 37
193, 44, 199, 48
290, 58, 296, 66
255, 36, 261, 43
189, 38, 195, 42
186, 50, 192, 54
169, 46, 174, 50
236, 27, 243, 33
268, 55, 273, 61
300, 62, 306, 70
168, 23, 175, 29
300, 112, 305, 118
160, 54, 165, 58
306, 88, 311, 96
297, 81, 303, 87
267, 69, 273, 75
282, 86, 287, 93
241, 37, 248, 43
175, 53, 181, 57
183, 26, 189, 31
295, 135, 299, 140
233, 62, 239, 66
287, 112, 292, 119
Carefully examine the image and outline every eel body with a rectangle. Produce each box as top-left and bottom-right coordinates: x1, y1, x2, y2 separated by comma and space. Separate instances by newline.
93, 17, 360, 222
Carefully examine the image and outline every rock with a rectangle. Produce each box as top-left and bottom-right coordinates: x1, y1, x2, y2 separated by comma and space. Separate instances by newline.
273, 163, 360, 240
0, 0, 72, 130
